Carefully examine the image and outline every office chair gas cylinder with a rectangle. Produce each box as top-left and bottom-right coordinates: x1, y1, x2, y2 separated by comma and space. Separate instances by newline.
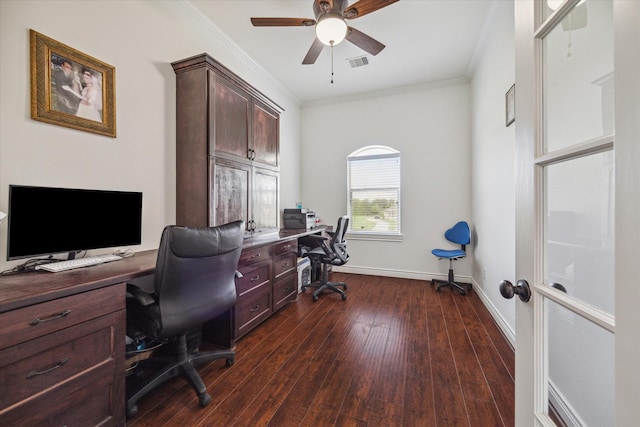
430, 221, 472, 295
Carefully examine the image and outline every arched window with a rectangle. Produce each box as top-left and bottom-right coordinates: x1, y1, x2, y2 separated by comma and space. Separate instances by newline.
347, 145, 401, 237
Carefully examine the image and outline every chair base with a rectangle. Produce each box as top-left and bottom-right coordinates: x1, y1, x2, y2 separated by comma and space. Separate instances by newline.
431, 267, 472, 295
126, 334, 234, 418
301, 262, 347, 302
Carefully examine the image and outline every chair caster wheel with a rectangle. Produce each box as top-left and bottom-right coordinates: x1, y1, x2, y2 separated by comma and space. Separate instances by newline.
343, 284, 348, 290
312, 295, 319, 302
226, 358, 234, 367
341, 294, 347, 301
126, 404, 138, 419
198, 392, 212, 407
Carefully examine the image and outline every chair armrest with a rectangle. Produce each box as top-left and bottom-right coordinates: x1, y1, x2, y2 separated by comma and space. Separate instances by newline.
126, 283, 156, 306
306, 234, 329, 244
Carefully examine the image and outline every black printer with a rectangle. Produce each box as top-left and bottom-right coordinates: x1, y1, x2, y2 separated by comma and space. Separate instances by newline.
283, 208, 316, 229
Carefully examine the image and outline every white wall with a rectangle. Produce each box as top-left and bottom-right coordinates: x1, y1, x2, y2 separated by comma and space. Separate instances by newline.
301, 83, 472, 280
470, 1, 516, 338
0, 0, 302, 270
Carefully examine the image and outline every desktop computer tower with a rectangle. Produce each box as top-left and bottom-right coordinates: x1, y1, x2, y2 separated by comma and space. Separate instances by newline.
297, 257, 311, 292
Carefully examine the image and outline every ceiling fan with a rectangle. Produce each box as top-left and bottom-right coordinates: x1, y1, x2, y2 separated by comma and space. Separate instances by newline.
251, 0, 399, 65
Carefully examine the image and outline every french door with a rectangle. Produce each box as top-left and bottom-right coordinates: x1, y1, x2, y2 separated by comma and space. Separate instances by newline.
513, 0, 639, 425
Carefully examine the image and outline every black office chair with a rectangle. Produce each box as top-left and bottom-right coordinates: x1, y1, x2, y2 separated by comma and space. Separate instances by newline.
430, 221, 472, 295
302, 216, 350, 302
125, 221, 244, 418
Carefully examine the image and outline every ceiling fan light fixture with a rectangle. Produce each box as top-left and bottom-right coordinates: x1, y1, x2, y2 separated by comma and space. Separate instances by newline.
315, 12, 347, 46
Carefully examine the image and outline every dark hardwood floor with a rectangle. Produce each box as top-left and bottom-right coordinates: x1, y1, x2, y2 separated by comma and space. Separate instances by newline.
127, 273, 515, 426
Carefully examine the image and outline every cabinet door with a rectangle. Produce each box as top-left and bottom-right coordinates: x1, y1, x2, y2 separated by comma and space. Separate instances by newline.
211, 74, 250, 162
211, 157, 250, 234
252, 99, 279, 168
252, 166, 279, 234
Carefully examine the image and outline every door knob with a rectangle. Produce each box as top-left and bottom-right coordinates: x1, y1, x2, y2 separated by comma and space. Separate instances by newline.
499, 279, 531, 302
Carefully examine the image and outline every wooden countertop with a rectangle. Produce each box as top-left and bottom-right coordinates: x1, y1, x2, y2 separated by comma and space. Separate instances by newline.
0, 250, 157, 313
0, 227, 325, 313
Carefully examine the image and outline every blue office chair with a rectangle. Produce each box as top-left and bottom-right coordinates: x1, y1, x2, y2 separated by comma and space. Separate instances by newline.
431, 221, 471, 295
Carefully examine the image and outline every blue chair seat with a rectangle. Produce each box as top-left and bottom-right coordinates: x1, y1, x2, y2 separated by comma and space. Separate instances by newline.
431, 249, 466, 259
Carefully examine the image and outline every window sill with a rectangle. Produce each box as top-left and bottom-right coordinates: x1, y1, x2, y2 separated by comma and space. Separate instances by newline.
346, 232, 404, 242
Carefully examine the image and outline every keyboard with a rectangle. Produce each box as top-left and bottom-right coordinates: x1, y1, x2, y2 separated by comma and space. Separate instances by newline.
35, 254, 123, 272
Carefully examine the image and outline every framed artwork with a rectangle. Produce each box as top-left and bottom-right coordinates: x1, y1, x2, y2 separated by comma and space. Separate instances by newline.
505, 83, 515, 127
30, 30, 116, 137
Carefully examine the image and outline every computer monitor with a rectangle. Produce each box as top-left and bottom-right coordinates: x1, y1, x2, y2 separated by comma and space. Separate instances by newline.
7, 185, 143, 260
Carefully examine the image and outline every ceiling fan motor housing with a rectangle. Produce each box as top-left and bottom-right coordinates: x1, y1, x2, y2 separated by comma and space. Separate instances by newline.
313, 0, 349, 19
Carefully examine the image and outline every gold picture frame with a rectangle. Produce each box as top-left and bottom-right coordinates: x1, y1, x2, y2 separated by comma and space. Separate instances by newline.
30, 30, 116, 137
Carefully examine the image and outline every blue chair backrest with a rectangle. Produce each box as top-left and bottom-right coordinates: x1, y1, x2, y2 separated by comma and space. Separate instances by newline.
444, 221, 470, 246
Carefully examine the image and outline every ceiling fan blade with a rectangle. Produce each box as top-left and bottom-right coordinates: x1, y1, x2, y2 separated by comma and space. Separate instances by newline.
343, 0, 399, 19
345, 27, 385, 56
302, 38, 325, 65
251, 17, 316, 27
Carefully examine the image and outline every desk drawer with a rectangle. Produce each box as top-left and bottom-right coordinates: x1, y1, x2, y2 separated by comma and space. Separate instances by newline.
0, 311, 121, 410
273, 252, 297, 279
239, 245, 271, 267
273, 272, 297, 312
272, 239, 297, 256
0, 284, 124, 349
236, 262, 270, 297
235, 286, 272, 338
2, 367, 117, 427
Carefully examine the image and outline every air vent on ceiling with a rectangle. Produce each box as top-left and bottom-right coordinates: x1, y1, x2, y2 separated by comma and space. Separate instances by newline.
347, 56, 369, 68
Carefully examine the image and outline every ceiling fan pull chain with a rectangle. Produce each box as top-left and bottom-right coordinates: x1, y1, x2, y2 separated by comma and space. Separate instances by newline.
330, 41, 335, 84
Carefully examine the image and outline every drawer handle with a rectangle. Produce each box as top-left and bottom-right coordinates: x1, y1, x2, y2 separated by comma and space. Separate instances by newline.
282, 262, 289, 267
284, 244, 291, 249
250, 305, 260, 312
29, 309, 71, 326
282, 287, 292, 293
250, 275, 261, 282
27, 358, 68, 379
251, 253, 261, 259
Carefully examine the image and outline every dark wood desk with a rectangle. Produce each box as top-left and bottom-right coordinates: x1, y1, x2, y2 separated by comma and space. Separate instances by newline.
0, 250, 155, 426
0, 228, 322, 426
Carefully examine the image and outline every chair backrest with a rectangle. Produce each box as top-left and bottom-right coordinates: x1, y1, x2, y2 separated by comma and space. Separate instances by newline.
154, 220, 244, 336
330, 216, 350, 265
444, 221, 471, 250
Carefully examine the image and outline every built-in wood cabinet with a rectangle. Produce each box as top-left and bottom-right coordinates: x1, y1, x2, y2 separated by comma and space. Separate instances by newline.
212, 74, 280, 170
0, 284, 125, 425
172, 53, 282, 236
234, 238, 298, 339
173, 53, 294, 340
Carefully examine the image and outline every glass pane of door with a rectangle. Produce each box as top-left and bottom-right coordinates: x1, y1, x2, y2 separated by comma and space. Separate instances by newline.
544, 150, 614, 315
542, 0, 614, 152
545, 298, 615, 426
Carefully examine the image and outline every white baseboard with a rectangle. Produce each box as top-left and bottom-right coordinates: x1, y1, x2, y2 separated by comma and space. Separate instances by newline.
333, 265, 515, 347
469, 278, 515, 347
333, 264, 471, 282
